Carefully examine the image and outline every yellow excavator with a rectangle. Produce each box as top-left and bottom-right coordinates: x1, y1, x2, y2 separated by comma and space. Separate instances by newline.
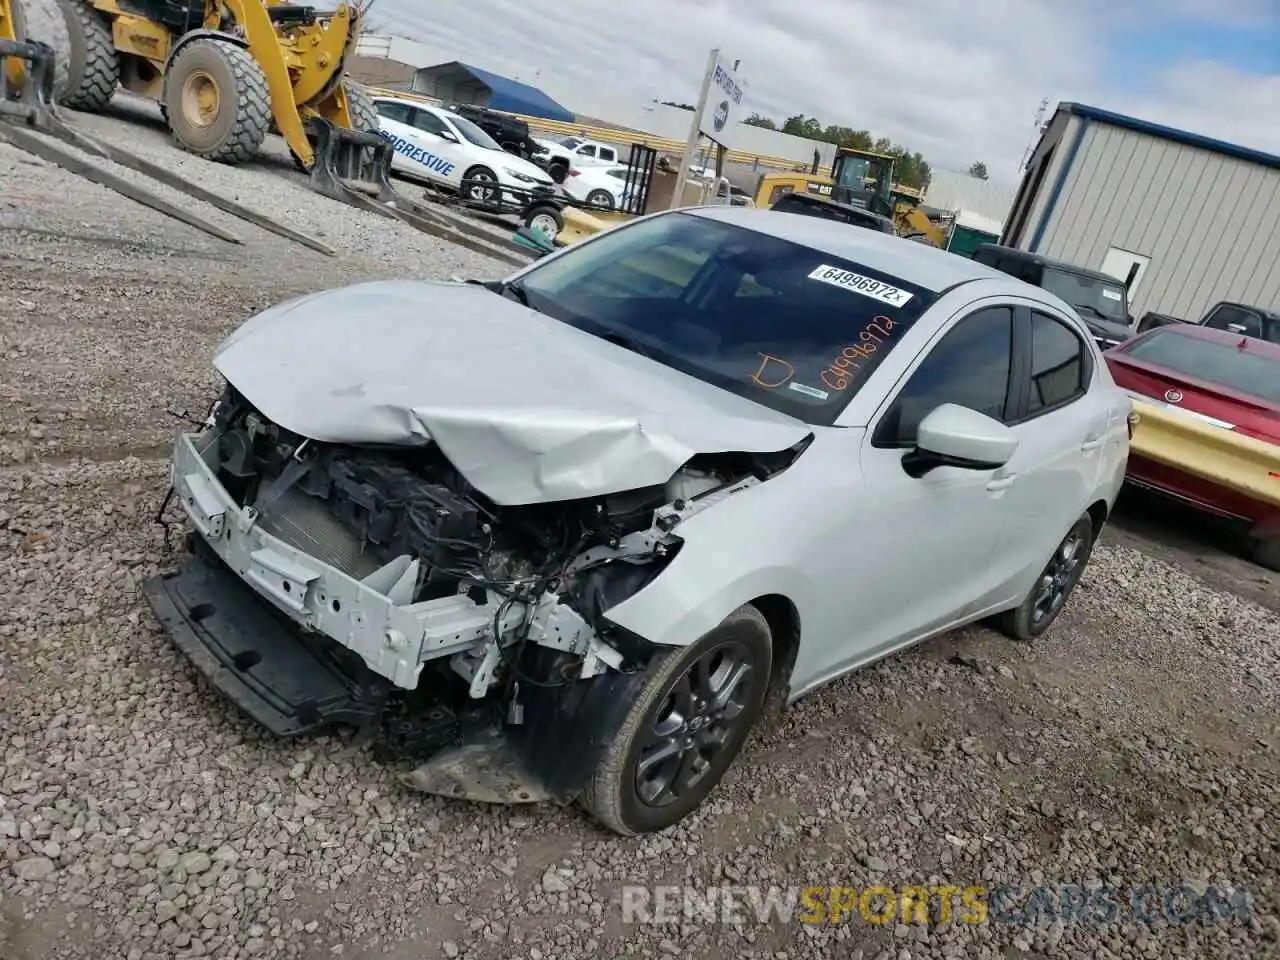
752, 147, 950, 246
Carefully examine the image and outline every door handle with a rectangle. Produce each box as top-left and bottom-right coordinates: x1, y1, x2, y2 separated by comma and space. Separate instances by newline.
1081, 437, 1105, 451
986, 474, 1017, 492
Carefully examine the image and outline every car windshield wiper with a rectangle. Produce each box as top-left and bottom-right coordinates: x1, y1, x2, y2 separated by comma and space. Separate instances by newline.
599, 330, 656, 360
496, 279, 535, 310
1073, 303, 1108, 320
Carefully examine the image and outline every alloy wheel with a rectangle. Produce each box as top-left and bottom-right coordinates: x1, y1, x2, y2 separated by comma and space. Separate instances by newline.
1031, 531, 1086, 625
634, 641, 755, 807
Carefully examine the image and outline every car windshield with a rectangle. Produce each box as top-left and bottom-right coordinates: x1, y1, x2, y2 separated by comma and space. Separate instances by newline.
559, 137, 583, 149
447, 114, 502, 151
1042, 268, 1128, 323
511, 212, 939, 426
1126, 330, 1280, 402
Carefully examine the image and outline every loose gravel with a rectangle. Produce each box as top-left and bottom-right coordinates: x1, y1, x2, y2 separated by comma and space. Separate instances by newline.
2, 104, 1278, 960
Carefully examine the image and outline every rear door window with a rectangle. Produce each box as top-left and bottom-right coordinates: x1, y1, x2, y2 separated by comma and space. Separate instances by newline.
374, 100, 412, 123
1026, 312, 1088, 414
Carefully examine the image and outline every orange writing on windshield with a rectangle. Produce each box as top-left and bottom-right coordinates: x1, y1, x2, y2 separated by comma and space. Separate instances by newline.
753, 353, 795, 388
820, 316, 899, 391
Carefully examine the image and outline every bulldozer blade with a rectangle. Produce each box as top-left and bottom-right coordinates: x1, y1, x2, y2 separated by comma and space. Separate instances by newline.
0, 122, 243, 245
305, 117, 535, 268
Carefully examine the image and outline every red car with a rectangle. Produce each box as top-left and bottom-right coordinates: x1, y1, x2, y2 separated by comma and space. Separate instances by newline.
1103, 323, 1280, 570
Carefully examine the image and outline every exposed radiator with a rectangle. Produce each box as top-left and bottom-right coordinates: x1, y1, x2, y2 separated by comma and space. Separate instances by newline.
256, 489, 382, 580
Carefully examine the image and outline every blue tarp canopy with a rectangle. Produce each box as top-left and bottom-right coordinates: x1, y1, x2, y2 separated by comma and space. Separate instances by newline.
411, 61, 575, 122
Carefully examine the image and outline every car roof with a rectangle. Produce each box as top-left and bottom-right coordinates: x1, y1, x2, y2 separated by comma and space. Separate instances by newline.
1125, 321, 1280, 358
976, 244, 1123, 285
689, 206, 1009, 292
374, 95, 446, 117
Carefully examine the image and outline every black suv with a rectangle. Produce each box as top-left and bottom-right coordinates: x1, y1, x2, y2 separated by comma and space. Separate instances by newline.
442, 103, 540, 160
973, 244, 1134, 349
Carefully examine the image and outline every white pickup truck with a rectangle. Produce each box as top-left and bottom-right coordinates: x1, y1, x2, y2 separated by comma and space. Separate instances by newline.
529, 135, 625, 182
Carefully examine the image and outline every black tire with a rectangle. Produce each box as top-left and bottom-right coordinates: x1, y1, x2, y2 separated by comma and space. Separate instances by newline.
580, 604, 772, 836
54, 0, 117, 111
7, 0, 72, 101
548, 160, 568, 184
163, 39, 269, 164
1251, 536, 1280, 573
585, 188, 615, 211
461, 165, 499, 205
994, 514, 1095, 641
524, 204, 563, 240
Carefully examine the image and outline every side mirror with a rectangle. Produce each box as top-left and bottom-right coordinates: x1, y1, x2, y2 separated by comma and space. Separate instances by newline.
902, 404, 1018, 478
440, 130, 459, 143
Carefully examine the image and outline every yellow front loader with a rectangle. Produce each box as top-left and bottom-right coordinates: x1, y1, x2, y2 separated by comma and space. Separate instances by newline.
51, 0, 375, 168
752, 148, 951, 247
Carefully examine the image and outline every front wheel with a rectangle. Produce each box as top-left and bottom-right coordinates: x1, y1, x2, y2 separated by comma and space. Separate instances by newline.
163, 39, 269, 163
548, 160, 568, 184
580, 604, 772, 836
585, 188, 615, 211
994, 513, 1095, 641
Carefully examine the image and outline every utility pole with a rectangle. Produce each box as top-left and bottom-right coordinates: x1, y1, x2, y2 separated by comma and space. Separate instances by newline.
668, 49, 718, 210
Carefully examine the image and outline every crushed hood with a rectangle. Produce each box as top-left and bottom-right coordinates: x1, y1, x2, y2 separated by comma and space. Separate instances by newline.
212, 280, 812, 506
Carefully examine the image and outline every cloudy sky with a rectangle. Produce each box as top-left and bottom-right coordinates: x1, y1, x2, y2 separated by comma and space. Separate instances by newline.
375, 0, 1279, 176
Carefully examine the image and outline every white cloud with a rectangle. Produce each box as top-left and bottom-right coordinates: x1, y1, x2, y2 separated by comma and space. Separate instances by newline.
375, 0, 1279, 173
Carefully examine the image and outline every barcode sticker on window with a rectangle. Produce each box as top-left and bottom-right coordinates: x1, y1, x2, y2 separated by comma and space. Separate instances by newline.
808, 265, 913, 306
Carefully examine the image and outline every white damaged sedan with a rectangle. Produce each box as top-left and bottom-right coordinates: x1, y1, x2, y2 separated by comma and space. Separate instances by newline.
145, 208, 1132, 835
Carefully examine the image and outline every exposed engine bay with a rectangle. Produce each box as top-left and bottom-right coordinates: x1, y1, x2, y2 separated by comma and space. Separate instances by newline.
196, 384, 802, 701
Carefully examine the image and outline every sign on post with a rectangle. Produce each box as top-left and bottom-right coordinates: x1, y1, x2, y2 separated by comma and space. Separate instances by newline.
697, 52, 745, 147
666, 48, 747, 210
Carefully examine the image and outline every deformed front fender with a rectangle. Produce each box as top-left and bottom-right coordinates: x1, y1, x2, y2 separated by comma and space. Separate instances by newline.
602, 517, 812, 649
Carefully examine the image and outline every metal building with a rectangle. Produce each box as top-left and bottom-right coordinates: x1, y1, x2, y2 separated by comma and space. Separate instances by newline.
410, 62, 574, 122
1001, 102, 1280, 321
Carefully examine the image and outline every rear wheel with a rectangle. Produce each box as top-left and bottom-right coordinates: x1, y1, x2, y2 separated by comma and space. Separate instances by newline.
580, 604, 771, 835
54, 0, 116, 111
163, 38, 269, 164
5, 0, 71, 100
547, 159, 568, 184
585, 188, 615, 211
994, 514, 1095, 641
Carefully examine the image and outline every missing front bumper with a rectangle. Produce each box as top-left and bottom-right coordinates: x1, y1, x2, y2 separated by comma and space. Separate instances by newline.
143, 545, 393, 736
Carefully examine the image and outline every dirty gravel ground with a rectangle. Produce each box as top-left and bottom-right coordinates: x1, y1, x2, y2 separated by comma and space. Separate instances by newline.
1, 113, 1278, 960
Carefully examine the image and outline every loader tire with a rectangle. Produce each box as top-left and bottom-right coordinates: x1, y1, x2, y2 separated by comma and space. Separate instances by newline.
54, 0, 117, 111
5, 0, 72, 100
342, 79, 378, 133
164, 39, 270, 164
